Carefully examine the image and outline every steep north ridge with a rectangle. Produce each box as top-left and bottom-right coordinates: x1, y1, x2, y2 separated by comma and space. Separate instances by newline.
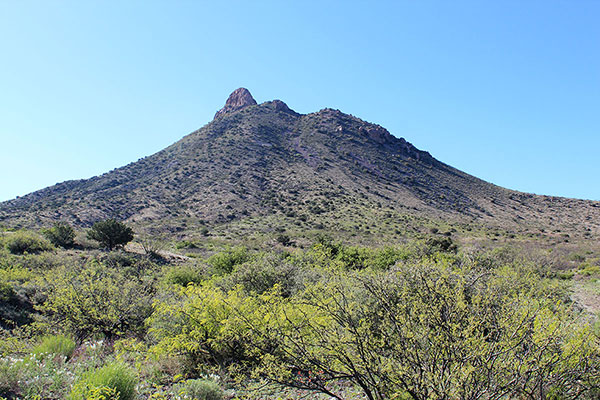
1, 88, 599, 238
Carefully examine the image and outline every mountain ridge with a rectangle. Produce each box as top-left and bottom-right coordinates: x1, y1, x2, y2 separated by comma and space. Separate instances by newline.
1, 88, 599, 240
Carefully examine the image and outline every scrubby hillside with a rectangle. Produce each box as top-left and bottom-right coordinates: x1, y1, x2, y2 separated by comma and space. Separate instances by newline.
1, 88, 599, 242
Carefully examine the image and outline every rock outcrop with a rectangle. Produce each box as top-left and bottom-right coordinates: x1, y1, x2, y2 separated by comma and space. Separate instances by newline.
214, 88, 257, 118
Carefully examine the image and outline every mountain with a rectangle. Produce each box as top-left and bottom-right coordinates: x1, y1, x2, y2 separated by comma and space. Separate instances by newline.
1, 88, 599, 241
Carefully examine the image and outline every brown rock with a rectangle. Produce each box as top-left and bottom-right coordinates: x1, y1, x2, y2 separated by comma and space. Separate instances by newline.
214, 88, 257, 118
359, 125, 392, 144
272, 99, 292, 113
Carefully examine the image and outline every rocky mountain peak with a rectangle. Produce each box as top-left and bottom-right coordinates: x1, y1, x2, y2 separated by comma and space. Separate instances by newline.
214, 88, 257, 118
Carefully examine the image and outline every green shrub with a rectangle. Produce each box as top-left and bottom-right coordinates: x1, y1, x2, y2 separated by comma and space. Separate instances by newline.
176, 240, 198, 250
5, 232, 52, 254
40, 263, 155, 339
275, 234, 292, 246
87, 219, 134, 250
556, 270, 575, 280
0, 279, 34, 328
175, 378, 223, 400
207, 246, 250, 275
569, 253, 586, 262
0, 281, 14, 303
368, 247, 406, 270
336, 246, 370, 270
165, 265, 205, 286
222, 254, 300, 296
33, 335, 76, 359
69, 362, 137, 400
578, 263, 600, 276
43, 222, 76, 248
101, 251, 135, 269
425, 236, 457, 253
86, 386, 119, 400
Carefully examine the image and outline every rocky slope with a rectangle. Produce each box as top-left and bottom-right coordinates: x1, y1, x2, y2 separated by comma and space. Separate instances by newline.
1, 88, 599, 239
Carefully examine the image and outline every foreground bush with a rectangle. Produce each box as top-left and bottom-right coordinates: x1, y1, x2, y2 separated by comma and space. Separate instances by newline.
39, 263, 155, 340
69, 362, 137, 400
33, 334, 76, 360
150, 259, 600, 400
5, 232, 52, 254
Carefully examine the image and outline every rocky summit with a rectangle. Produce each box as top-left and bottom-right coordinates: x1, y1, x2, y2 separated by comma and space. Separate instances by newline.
214, 87, 258, 118
1, 88, 599, 241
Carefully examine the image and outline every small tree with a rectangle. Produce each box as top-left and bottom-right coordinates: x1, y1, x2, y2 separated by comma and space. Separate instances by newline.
87, 219, 134, 250
43, 222, 75, 248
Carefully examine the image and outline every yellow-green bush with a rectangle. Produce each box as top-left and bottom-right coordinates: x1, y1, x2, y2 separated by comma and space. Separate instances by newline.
150, 258, 600, 399
5, 231, 52, 255
207, 246, 251, 275
164, 265, 206, 286
69, 362, 137, 400
39, 262, 155, 339
32, 334, 76, 359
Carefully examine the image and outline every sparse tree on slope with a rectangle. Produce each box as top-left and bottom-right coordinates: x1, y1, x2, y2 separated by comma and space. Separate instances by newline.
87, 219, 134, 250
43, 221, 75, 248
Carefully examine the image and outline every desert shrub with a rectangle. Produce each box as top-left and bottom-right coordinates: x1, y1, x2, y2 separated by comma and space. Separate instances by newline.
0, 281, 14, 302
312, 234, 342, 258
87, 219, 134, 250
152, 257, 600, 400
6, 251, 67, 272
557, 270, 575, 280
579, 263, 600, 276
0, 332, 28, 357
368, 246, 407, 270
5, 232, 52, 254
310, 242, 407, 271
175, 378, 223, 400
207, 246, 251, 275
33, 334, 76, 359
99, 251, 135, 269
137, 233, 166, 258
85, 386, 119, 400
425, 235, 457, 253
221, 253, 302, 296
0, 279, 34, 329
39, 263, 155, 339
165, 265, 206, 286
275, 234, 292, 246
43, 222, 75, 248
69, 362, 137, 400
148, 285, 257, 372
336, 246, 370, 270
569, 252, 586, 262
175, 240, 198, 250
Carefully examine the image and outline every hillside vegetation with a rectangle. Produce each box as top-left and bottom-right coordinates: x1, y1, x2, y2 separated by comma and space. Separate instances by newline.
0, 223, 599, 399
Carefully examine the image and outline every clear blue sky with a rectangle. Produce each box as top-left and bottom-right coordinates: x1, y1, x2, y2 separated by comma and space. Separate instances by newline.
1, 1, 599, 201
